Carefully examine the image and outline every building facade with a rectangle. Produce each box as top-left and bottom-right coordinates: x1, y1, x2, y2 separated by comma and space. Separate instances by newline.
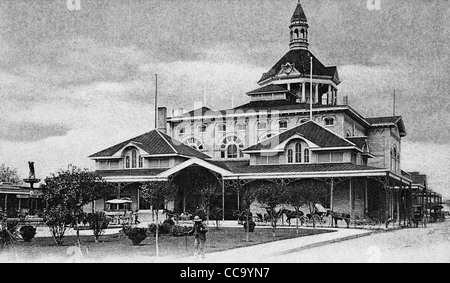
90, 1, 423, 224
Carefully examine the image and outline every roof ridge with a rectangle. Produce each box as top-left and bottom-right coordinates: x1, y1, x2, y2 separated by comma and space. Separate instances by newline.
155, 130, 179, 155
308, 120, 356, 147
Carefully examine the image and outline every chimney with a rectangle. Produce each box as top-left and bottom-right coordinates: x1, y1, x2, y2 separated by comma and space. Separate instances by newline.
343, 95, 349, 105
157, 107, 167, 134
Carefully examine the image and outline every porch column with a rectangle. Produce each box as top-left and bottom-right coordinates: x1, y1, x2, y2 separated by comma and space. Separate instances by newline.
364, 179, 368, 217
314, 83, 319, 104
222, 179, 225, 222
396, 187, 400, 224
301, 82, 306, 103
349, 178, 352, 218
327, 85, 332, 105
330, 179, 334, 212
4, 194, 7, 213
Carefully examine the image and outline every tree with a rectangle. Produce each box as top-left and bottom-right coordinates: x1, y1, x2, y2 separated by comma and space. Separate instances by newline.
140, 181, 176, 256
283, 183, 308, 234
198, 179, 222, 224
43, 165, 113, 246
241, 184, 257, 242
0, 164, 21, 185
293, 179, 329, 228
252, 181, 286, 237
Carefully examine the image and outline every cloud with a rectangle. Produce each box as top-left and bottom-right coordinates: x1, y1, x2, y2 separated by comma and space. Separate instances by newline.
0, 121, 70, 143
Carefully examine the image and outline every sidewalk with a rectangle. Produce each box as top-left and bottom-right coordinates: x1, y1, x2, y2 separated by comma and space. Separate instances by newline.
172, 227, 374, 263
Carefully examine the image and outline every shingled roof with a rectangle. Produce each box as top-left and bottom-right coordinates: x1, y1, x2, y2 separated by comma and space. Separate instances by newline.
89, 129, 210, 159
244, 120, 354, 151
246, 84, 294, 96
291, 1, 307, 22
258, 49, 338, 84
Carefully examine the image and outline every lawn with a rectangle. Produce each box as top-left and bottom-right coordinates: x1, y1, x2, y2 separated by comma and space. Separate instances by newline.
1, 226, 335, 263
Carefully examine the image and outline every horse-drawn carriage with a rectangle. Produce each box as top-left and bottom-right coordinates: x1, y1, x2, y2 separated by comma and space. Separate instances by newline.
412, 205, 426, 227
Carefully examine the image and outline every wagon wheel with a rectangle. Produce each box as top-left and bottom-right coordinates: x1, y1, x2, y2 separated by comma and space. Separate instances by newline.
311, 214, 321, 227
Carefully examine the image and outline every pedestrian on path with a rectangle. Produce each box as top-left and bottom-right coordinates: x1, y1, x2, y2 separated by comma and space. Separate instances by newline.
187, 215, 208, 259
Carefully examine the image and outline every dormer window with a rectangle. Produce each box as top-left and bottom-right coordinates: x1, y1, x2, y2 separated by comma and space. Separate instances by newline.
198, 124, 207, 133
138, 155, 143, 168
279, 120, 288, 130
125, 156, 130, 168
324, 117, 335, 126
304, 148, 310, 163
257, 122, 267, 131
217, 123, 226, 133
178, 127, 186, 137
131, 150, 137, 168
286, 140, 307, 164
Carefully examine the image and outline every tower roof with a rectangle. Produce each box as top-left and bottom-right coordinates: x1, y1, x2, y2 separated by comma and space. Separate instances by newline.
291, 1, 307, 22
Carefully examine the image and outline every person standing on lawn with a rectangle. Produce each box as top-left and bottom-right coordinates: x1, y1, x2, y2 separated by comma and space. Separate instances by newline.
187, 215, 208, 259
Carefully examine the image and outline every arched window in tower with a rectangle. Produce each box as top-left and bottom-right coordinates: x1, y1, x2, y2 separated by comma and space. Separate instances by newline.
220, 136, 244, 159
290, 30, 293, 40
125, 156, 130, 169
300, 29, 305, 39
294, 29, 299, 39
287, 149, 294, 164
131, 150, 137, 168
304, 148, 310, 163
295, 142, 302, 163
184, 138, 204, 150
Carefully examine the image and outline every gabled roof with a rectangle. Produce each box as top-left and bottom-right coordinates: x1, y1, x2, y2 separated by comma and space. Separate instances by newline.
291, 1, 307, 22
258, 49, 339, 84
366, 116, 406, 137
244, 120, 354, 152
89, 129, 210, 159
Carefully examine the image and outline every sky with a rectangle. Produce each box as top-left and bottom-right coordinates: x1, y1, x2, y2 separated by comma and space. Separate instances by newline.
0, 0, 449, 197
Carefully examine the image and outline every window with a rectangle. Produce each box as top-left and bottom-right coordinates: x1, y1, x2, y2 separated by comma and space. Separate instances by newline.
318, 153, 330, 163
125, 156, 130, 168
217, 124, 226, 132
346, 130, 352, 137
178, 127, 186, 137
279, 120, 288, 130
184, 138, 204, 150
298, 118, 309, 125
287, 149, 294, 164
324, 117, 335, 126
257, 122, 267, 131
304, 149, 310, 163
351, 153, 357, 164
148, 159, 170, 168
227, 144, 238, 158
295, 142, 301, 163
131, 150, 137, 168
138, 155, 143, 168
237, 123, 246, 131
331, 152, 343, 163
198, 124, 207, 133
220, 136, 244, 159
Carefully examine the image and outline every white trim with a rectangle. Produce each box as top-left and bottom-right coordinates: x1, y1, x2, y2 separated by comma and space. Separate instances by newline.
156, 158, 232, 178
156, 130, 178, 154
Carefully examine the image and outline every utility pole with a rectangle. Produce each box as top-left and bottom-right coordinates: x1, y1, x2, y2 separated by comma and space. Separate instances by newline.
155, 74, 158, 129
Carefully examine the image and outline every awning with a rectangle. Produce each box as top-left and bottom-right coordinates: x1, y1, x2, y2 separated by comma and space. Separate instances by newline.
106, 198, 132, 204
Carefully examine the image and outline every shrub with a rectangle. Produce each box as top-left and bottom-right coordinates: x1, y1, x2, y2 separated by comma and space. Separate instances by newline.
171, 225, 190, 237
85, 212, 109, 243
19, 225, 37, 242
243, 220, 256, 232
128, 227, 147, 246
121, 224, 132, 237
147, 222, 172, 236
0, 220, 19, 251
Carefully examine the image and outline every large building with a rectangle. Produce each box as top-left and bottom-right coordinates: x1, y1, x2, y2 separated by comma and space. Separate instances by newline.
89, 1, 425, 224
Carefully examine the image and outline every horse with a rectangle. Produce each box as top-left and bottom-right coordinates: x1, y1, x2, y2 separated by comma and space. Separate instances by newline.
256, 213, 270, 224
280, 209, 304, 226
327, 210, 350, 228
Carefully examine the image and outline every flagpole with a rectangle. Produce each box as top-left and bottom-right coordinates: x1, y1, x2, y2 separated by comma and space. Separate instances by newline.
155, 74, 158, 129
310, 56, 313, 121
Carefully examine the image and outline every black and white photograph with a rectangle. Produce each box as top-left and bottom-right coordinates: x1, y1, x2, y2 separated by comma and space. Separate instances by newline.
0, 0, 449, 267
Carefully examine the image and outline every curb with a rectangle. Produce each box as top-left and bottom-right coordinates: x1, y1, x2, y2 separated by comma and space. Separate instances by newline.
273, 231, 375, 256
